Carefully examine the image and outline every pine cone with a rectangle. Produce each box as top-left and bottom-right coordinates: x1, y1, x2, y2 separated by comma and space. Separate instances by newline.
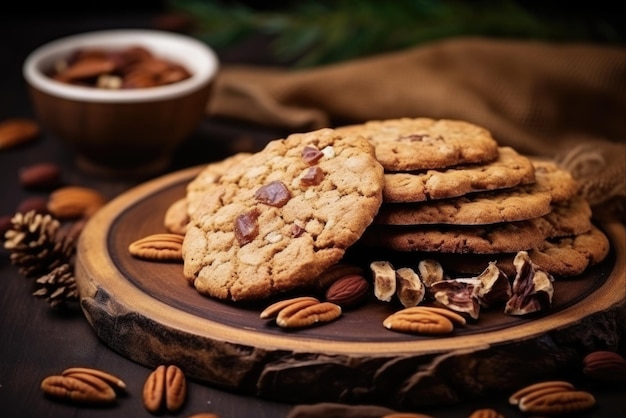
4, 210, 79, 308
33, 263, 78, 307
4, 211, 74, 278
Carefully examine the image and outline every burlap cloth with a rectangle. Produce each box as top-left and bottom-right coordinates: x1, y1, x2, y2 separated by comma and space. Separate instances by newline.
208, 37, 625, 223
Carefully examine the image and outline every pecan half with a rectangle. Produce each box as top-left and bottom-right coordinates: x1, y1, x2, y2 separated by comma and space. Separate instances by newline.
0, 118, 39, 150
41, 374, 116, 404
62, 366, 126, 393
383, 307, 454, 335
143, 365, 187, 413
518, 390, 595, 414
508, 380, 575, 406
582, 350, 626, 382
276, 301, 342, 328
47, 186, 106, 219
325, 274, 369, 308
128, 233, 184, 261
259, 296, 320, 320
19, 162, 62, 190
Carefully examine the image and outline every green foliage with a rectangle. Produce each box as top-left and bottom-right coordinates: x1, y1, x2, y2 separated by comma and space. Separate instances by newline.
167, 0, 623, 67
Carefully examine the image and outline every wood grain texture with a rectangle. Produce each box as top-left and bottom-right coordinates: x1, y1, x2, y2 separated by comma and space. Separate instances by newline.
75, 166, 626, 408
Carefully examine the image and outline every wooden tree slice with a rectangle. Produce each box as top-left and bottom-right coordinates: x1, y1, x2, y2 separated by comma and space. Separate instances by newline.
75, 166, 626, 408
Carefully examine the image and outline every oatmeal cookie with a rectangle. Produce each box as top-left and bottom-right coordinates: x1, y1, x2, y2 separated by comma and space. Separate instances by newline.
183, 128, 384, 301
336, 117, 499, 172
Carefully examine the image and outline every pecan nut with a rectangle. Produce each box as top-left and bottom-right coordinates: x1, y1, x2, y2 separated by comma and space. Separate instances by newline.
582, 350, 626, 382
383, 307, 454, 335
128, 233, 184, 261
143, 364, 187, 413
62, 366, 126, 393
47, 186, 106, 219
41, 374, 116, 404
0, 118, 39, 150
259, 296, 320, 320
508, 380, 575, 405
276, 301, 342, 328
518, 390, 595, 414
325, 274, 369, 308
315, 263, 364, 291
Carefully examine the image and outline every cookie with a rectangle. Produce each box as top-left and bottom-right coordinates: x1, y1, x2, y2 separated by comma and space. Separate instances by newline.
361, 219, 550, 254
530, 159, 580, 203
336, 118, 499, 172
436, 225, 610, 278
183, 128, 384, 301
186, 152, 253, 216
163, 197, 189, 235
383, 147, 535, 203
536, 195, 593, 238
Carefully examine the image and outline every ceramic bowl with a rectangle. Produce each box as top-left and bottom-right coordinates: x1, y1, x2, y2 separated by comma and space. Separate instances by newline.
23, 29, 218, 177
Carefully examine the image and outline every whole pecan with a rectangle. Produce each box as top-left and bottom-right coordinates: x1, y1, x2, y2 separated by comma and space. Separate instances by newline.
582, 350, 626, 382
325, 274, 369, 308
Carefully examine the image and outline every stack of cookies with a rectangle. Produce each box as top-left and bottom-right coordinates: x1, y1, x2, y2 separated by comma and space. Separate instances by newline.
167, 117, 610, 303
337, 118, 610, 278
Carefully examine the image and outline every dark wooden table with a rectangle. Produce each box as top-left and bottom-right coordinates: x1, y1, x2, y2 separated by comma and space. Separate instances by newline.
1, 11, 624, 418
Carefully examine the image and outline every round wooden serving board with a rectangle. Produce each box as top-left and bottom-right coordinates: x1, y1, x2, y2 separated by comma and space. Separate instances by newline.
75, 166, 626, 408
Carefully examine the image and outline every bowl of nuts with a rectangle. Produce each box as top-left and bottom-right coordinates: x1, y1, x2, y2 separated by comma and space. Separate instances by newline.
23, 29, 218, 177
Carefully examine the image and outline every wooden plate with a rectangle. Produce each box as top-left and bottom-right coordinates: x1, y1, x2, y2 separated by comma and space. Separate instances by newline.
75, 166, 626, 408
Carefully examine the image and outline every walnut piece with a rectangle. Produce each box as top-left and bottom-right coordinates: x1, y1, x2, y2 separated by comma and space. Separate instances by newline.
505, 251, 554, 316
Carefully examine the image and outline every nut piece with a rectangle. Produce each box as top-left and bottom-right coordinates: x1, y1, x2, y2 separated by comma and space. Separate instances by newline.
582, 350, 626, 382
143, 365, 187, 414
467, 408, 504, 418
370, 260, 396, 302
325, 274, 369, 308
47, 186, 106, 219
430, 279, 480, 320
396, 267, 425, 308
518, 390, 595, 414
505, 251, 554, 316
129, 233, 184, 261
473, 261, 511, 308
383, 307, 454, 335
41, 374, 116, 404
508, 380, 575, 405
417, 258, 445, 288
276, 301, 342, 328
382, 413, 436, 418
0, 118, 39, 150
62, 367, 126, 393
